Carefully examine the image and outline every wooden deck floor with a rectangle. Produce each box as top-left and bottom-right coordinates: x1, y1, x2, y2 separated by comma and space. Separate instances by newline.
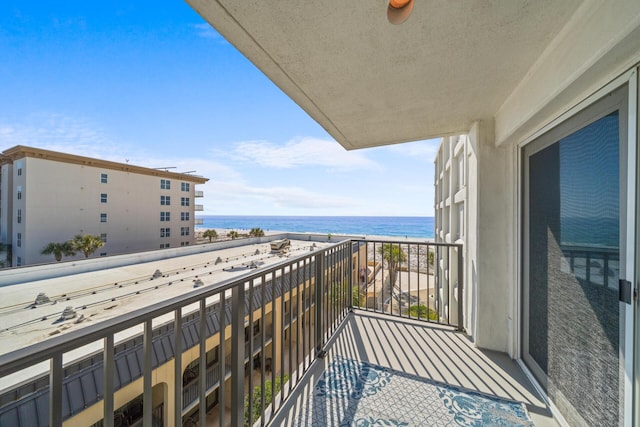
271, 310, 557, 426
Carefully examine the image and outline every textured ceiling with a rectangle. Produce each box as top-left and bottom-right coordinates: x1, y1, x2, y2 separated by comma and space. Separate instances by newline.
187, 0, 583, 149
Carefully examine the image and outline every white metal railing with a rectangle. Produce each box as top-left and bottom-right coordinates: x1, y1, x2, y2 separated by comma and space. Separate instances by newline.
194, 191, 204, 198
194, 204, 204, 211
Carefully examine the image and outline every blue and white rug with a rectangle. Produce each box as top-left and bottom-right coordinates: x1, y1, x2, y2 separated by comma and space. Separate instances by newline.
293, 356, 534, 426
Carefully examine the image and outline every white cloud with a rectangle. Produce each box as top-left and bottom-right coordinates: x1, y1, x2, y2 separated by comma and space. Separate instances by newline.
192, 23, 228, 44
0, 113, 134, 160
224, 137, 379, 170
0, 115, 430, 215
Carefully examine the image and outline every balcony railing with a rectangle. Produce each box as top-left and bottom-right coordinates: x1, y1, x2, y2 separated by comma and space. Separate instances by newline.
194, 191, 204, 198
0, 239, 462, 427
194, 218, 204, 225
194, 204, 204, 211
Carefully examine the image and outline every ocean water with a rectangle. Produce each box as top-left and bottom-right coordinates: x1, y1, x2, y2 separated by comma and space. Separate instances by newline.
196, 216, 434, 239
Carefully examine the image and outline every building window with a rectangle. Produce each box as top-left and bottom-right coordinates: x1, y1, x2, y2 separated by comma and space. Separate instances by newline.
100, 233, 107, 243
160, 211, 170, 222
101, 193, 108, 203
181, 241, 190, 247
160, 243, 171, 249
181, 197, 190, 206
16, 160, 22, 176
16, 186, 22, 200
16, 256, 22, 266
181, 227, 190, 236
160, 227, 171, 238
181, 182, 190, 192
161, 195, 171, 205
100, 213, 107, 223
100, 252, 107, 257
181, 212, 190, 221
161, 179, 171, 190
17, 209, 21, 223
17, 232, 21, 247
101, 173, 108, 184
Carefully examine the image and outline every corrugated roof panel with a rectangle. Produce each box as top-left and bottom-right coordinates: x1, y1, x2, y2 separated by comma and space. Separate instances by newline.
18, 398, 38, 426
35, 392, 48, 427
0, 407, 19, 426
127, 351, 142, 380
80, 370, 98, 405
93, 364, 104, 395
211, 313, 220, 331
150, 345, 158, 368
152, 340, 164, 365
206, 314, 215, 336
61, 386, 70, 420
66, 377, 85, 415
185, 323, 198, 348
125, 351, 141, 380
162, 335, 174, 359
115, 356, 131, 385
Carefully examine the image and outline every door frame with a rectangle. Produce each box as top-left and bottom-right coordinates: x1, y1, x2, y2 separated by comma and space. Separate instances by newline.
517, 68, 637, 427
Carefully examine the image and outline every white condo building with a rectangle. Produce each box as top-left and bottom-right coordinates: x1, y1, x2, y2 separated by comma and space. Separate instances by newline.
0, 146, 208, 267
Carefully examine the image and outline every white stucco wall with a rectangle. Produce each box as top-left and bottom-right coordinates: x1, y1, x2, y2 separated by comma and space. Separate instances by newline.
495, 0, 640, 146
470, 121, 515, 354
11, 157, 200, 266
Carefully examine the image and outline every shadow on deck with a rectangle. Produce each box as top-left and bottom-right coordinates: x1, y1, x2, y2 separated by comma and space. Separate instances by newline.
272, 310, 556, 426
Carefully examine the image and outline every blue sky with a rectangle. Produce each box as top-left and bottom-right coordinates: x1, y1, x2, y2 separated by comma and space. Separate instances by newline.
0, 1, 439, 216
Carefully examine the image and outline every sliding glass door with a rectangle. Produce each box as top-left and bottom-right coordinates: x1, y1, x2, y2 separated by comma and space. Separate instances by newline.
523, 84, 631, 426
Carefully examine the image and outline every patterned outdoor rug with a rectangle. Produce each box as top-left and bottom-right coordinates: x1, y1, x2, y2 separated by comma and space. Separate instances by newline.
293, 355, 534, 426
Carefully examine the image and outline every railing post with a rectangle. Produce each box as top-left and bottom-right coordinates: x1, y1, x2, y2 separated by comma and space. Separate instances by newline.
143, 319, 153, 427
198, 300, 207, 427
49, 353, 63, 427
315, 251, 326, 358
173, 308, 183, 427
457, 244, 464, 332
103, 335, 114, 427
231, 283, 245, 427
348, 242, 354, 311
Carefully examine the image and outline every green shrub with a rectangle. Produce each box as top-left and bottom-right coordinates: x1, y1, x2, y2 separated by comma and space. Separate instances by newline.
407, 304, 438, 320
244, 374, 289, 426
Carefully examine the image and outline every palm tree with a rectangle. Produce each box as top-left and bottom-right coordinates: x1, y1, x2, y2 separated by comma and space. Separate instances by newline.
71, 234, 105, 258
41, 241, 76, 262
378, 243, 407, 288
203, 229, 218, 242
228, 230, 239, 240
249, 227, 265, 237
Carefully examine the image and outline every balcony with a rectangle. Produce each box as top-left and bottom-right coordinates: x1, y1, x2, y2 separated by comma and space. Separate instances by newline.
0, 239, 555, 427
194, 191, 204, 198
194, 204, 204, 212
194, 218, 204, 225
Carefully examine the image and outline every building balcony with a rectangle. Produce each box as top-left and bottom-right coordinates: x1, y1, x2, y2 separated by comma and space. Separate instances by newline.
194, 218, 204, 225
0, 239, 555, 427
194, 191, 204, 198
194, 204, 204, 211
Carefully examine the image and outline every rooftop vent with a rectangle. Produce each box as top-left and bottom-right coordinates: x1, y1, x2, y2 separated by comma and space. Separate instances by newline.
215, 257, 222, 265
270, 239, 291, 253
254, 249, 260, 255
60, 306, 77, 321
34, 293, 50, 305
152, 269, 162, 279
193, 279, 204, 288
